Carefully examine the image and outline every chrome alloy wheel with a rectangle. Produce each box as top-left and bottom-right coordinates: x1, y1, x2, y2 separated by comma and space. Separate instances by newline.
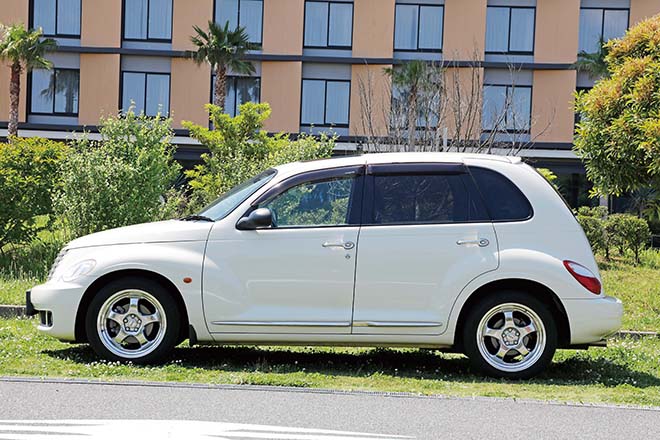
97, 289, 167, 359
476, 302, 546, 373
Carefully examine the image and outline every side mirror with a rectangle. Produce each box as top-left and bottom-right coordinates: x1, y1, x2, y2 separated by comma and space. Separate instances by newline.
236, 208, 273, 230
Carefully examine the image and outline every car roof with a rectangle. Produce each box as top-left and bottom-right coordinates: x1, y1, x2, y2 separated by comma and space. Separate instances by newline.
273, 152, 522, 177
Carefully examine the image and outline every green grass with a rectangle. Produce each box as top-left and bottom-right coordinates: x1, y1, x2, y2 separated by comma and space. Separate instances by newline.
1, 316, 659, 407
0, 276, 37, 306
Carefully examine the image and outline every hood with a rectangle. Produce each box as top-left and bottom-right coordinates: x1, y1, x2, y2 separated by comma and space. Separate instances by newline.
67, 220, 214, 249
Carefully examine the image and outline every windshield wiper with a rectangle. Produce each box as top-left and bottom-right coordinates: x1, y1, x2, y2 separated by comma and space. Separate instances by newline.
180, 215, 215, 222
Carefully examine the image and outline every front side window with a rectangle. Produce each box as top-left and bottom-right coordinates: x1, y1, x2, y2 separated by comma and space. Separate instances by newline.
578, 8, 629, 53
223, 76, 261, 117
485, 6, 535, 54
215, 0, 263, 44
469, 166, 532, 221
30, 68, 80, 115
394, 4, 443, 51
304, 1, 354, 48
482, 84, 532, 133
262, 176, 356, 228
124, 0, 173, 41
301, 79, 350, 127
122, 72, 170, 116
32, 0, 81, 37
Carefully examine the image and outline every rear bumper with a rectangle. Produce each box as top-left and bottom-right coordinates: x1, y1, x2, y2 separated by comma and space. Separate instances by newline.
563, 296, 623, 345
30, 281, 87, 341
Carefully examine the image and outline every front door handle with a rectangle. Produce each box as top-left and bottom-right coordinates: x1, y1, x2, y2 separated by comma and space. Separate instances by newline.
322, 241, 355, 250
456, 238, 490, 247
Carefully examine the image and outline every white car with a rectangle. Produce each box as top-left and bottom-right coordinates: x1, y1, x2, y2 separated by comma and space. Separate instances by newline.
28, 153, 623, 378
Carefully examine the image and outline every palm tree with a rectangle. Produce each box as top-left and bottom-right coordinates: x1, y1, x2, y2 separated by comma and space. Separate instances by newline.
0, 24, 56, 138
574, 37, 610, 79
385, 60, 427, 150
188, 21, 255, 110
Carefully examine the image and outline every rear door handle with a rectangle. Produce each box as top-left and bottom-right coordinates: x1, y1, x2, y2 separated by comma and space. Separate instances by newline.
323, 241, 355, 250
456, 238, 490, 247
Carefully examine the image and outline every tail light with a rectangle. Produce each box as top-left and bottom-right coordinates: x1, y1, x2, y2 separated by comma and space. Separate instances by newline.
563, 260, 601, 295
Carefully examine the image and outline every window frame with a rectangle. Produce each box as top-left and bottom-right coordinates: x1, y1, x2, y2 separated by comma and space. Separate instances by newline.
303, 0, 355, 50
467, 165, 534, 222
122, 0, 174, 43
211, 75, 262, 117
213, 0, 264, 46
578, 6, 630, 53
28, 67, 80, 117
485, 6, 536, 56
244, 165, 365, 230
481, 83, 533, 134
120, 70, 172, 117
30, 0, 82, 38
300, 78, 352, 128
393, 2, 444, 53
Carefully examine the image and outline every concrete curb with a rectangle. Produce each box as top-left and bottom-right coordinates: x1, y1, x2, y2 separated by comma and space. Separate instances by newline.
1, 304, 658, 339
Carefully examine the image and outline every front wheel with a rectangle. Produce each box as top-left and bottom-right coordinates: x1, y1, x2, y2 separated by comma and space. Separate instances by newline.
85, 277, 180, 364
462, 292, 557, 379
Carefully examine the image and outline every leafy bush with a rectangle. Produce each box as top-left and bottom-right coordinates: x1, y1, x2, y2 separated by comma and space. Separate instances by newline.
56, 111, 182, 238
184, 102, 334, 207
576, 209, 607, 254
619, 215, 651, 264
0, 137, 68, 248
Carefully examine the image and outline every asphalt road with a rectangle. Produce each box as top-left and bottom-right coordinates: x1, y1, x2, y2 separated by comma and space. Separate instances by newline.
0, 378, 659, 439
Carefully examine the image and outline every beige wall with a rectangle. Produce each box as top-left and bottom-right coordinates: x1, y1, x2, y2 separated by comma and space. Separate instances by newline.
630, 0, 660, 25
0, 0, 28, 25
261, 61, 301, 133
173, 0, 213, 51
170, 59, 211, 128
81, 0, 122, 47
349, 64, 391, 136
353, 0, 395, 58
263, 0, 304, 55
441, 67, 484, 141
531, 70, 576, 143
443, 0, 487, 60
535, 0, 580, 64
78, 54, 120, 125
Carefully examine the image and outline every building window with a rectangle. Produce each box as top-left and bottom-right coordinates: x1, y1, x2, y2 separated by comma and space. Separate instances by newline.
482, 84, 532, 133
215, 0, 263, 45
301, 79, 350, 127
30, 68, 80, 115
485, 6, 535, 54
32, 0, 81, 37
123, 0, 173, 41
121, 72, 170, 116
394, 3, 443, 52
579, 8, 629, 53
213, 76, 261, 117
304, 1, 354, 49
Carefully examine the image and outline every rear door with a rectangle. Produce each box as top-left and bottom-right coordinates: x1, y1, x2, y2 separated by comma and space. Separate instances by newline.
351, 163, 498, 335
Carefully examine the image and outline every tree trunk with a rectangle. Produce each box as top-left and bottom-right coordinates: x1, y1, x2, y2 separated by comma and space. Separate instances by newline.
407, 87, 417, 151
8, 62, 22, 139
213, 65, 227, 110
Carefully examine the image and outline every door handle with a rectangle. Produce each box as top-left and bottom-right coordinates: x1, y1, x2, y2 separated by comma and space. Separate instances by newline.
456, 238, 490, 247
322, 241, 355, 250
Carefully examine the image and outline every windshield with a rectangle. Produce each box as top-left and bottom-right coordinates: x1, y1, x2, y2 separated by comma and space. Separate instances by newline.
197, 169, 277, 220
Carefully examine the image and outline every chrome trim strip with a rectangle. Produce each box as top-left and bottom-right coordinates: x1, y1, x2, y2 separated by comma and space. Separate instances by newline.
211, 321, 351, 327
353, 321, 443, 328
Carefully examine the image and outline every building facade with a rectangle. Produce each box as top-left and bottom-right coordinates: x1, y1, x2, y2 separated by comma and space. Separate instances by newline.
0, 0, 659, 200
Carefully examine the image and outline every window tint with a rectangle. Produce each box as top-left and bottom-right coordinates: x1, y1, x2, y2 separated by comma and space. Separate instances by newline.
33, 0, 81, 37
301, 79, 350, 126
122, 72, 170, 116
469, 167, 532, 221
371, 174, 478, 224
263, 177, 355, 227
124, 0, 172, 41
578, 8, 629, 53
30, 69, 80, 115
485, 7, 535, 54
216, 0, 263, 44
394, 4, 443, 51
304, 1, 354, 48
482, 85, 532, 133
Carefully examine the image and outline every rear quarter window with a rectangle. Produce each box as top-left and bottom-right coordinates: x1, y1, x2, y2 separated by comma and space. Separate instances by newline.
468, 166, 533, 221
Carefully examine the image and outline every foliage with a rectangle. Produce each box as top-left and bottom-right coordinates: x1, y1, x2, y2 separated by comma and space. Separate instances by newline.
0, 137, 68, 249
574, 15, 660, 196
573, 37, 610, 79
618, 215, 651, 264
184, 102, 334, 207
537, 167, 560, 191
55, 110, 182, 238
0, 23, 56, 70
576, 206, 607, 254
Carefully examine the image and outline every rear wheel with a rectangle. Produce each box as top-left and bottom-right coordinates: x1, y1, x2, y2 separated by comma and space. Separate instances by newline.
85, 277, 180, 364
463, 292, 557, 379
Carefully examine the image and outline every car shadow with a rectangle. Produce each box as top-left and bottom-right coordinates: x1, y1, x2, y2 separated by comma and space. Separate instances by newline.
43, 343, 660, 389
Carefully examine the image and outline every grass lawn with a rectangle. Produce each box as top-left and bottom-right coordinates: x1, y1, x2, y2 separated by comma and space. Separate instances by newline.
1, 316, 659, 407
0, 277, 37, 306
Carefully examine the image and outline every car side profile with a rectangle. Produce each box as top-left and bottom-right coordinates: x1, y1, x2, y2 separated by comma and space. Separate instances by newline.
27, 153, 623, 378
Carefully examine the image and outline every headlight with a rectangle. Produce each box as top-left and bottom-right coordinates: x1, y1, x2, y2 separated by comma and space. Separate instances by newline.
61, 259, 96, 282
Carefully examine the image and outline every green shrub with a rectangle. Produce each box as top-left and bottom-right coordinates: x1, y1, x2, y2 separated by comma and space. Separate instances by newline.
0, 137, 68, 249
184, 102, 334, 207
577, 213, 607, 254
619, 215, 651, 264
56, 111, 182, 238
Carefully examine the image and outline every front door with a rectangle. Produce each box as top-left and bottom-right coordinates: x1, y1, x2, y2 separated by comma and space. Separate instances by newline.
203, 166, 363, 334
352, 163, 498, 335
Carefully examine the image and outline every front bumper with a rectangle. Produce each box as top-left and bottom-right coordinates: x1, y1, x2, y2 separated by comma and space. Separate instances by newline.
29, 281, 88, 342
563, 295, 623, 345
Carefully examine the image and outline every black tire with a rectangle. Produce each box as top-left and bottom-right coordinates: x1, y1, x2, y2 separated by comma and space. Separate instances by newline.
462, 291, 558, 379
85, 276, 180, 364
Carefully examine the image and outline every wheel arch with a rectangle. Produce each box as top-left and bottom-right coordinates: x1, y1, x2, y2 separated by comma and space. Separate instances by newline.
74, 269, 190, 343
453, 278, 571, 350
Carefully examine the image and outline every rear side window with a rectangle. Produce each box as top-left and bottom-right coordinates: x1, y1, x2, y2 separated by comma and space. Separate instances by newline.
469, 166, 533, 221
